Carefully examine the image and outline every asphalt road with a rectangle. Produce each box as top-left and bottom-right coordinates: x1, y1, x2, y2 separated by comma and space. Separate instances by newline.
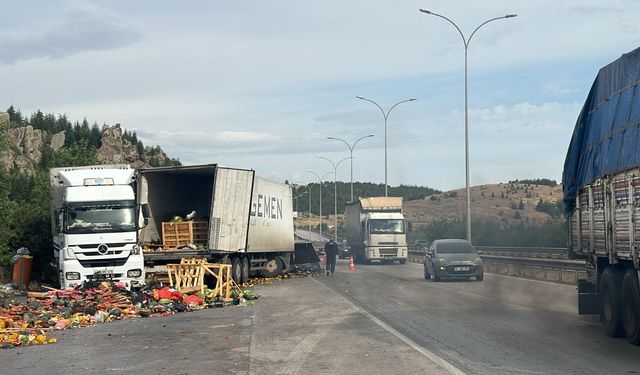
317, 259, 640, 375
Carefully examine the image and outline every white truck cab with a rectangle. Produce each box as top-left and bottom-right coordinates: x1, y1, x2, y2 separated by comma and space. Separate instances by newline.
50, 165, 145, 289
345, 197, 408, 264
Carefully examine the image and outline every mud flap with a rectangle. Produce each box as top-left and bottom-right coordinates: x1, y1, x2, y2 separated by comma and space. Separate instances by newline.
578, 279, 599, 315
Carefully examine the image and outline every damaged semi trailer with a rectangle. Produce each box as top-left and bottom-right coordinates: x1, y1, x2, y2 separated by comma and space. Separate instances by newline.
563, 47, 640, 345
138, 165, 295, 284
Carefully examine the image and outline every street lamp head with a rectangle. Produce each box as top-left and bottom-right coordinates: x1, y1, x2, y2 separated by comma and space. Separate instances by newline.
356, 95, 365, 100
419, 8, 431, 14
505, 13, 517, 18
408, 98, 417, 101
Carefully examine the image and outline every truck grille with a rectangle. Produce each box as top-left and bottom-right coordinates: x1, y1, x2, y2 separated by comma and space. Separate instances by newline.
78, 258, 128, 268
379, 248, 398, 256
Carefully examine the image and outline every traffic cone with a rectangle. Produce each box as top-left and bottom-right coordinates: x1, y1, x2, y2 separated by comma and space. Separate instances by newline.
349, 256, 356, 272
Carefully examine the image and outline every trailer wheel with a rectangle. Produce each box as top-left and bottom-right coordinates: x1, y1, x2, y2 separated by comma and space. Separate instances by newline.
262, 257, 283, 278
240, 257, 249, 285
600, 267, 624, 337
621, 269, 640, 345
231, 257, 242, 284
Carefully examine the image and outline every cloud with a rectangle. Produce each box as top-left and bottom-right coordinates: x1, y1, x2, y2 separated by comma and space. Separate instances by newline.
138, 129, 278, 147
0, 2, 141, 64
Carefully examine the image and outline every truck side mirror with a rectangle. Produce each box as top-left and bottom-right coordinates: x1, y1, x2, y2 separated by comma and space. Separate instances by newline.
141, 203, 150, 218
138, 204, 150, 229
54, 209, 63, 232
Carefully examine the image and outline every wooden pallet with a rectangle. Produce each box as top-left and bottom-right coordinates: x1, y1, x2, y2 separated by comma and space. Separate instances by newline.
166, 258, 242, 300
161, 221, 208, 249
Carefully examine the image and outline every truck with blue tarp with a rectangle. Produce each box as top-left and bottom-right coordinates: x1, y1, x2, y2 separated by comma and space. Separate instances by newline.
563, 47, 640, 345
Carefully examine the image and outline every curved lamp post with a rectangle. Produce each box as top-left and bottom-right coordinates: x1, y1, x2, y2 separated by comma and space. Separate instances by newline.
315, 156, 352, 241
305, 169, 335, 241
356, 96, 416, 197
327, 134, 374, 202
419, 9, 516, 244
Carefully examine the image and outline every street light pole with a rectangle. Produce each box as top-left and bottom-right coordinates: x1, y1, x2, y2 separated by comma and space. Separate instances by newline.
305, 170, 335, 241
419, 9, 516, 244
356, 96, 416, 197
316, 156, 352, 241
327, 134, 374, 202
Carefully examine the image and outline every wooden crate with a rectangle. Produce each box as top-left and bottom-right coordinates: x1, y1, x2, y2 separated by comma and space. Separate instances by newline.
161, 221, 208, 249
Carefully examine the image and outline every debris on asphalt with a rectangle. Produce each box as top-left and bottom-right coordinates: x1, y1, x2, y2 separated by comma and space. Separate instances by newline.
0, 281, 259, 349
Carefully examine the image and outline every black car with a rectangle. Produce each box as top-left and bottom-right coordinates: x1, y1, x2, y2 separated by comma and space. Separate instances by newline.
423, 239, 483, 281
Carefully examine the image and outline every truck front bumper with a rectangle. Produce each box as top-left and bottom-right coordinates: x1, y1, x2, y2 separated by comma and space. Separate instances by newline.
365, 247, 408, 261
59, 256, 145, 290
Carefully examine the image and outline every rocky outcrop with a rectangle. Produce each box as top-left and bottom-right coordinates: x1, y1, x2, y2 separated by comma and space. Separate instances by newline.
96, 124, 142, 167
1, 117, 176, 173
50, 131, 65, 152
2, 125, 46, 174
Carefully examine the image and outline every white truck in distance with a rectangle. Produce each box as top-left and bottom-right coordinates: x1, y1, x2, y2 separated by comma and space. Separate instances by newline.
49, 165, 145, 289
345, 197, 408, 264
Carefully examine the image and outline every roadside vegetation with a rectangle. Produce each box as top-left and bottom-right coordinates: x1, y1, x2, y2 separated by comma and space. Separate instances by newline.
0, 107, 178, 280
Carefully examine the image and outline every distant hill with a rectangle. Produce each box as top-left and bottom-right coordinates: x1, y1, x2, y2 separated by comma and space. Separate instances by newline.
291, 181, 439, 216
295, 180, 566, 247
405, 181, 564, 228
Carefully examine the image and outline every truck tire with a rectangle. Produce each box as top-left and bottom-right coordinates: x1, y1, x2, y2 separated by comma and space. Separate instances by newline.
262, 257, 283, 278
621, 269, 640, 345
600, 267, 624, 337
231, 257, 242, 284
240, 257, 249, 285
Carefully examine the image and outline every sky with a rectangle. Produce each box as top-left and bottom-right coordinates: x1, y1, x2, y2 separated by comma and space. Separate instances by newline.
1, 0, 640, 191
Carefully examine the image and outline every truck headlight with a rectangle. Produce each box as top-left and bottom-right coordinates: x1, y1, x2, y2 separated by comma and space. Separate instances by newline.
66, 272, 80, 280
127, 269, 142, 278
131, 245, 140, 255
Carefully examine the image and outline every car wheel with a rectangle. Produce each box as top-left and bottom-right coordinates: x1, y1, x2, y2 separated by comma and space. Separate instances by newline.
600, 267, 624, 337
423, 265, 431, 280
399, 259, 407, 265
432, 263, 440, 282
621, 269, 640, 345
476, 273, 484, 281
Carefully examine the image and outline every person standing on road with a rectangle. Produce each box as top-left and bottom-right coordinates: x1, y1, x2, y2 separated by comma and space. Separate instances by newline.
324, 239, 338, 275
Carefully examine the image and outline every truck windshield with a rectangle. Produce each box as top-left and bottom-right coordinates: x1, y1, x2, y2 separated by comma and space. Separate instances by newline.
370, 219, 404, 234
65, 200, 136, 234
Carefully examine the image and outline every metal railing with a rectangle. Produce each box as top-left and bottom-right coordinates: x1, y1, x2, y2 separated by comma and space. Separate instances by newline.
408, 246, 583, 271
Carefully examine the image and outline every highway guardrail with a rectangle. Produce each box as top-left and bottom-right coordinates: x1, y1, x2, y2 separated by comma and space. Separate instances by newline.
407, 246, 584, 285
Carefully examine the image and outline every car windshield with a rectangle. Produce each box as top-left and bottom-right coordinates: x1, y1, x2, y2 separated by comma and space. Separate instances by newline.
65, 200, 136, 234
370, 219, 404, 234
437, 242, 475, 254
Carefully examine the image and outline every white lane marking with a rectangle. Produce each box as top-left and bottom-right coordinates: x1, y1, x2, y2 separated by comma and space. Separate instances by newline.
312, 277, 467, 375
